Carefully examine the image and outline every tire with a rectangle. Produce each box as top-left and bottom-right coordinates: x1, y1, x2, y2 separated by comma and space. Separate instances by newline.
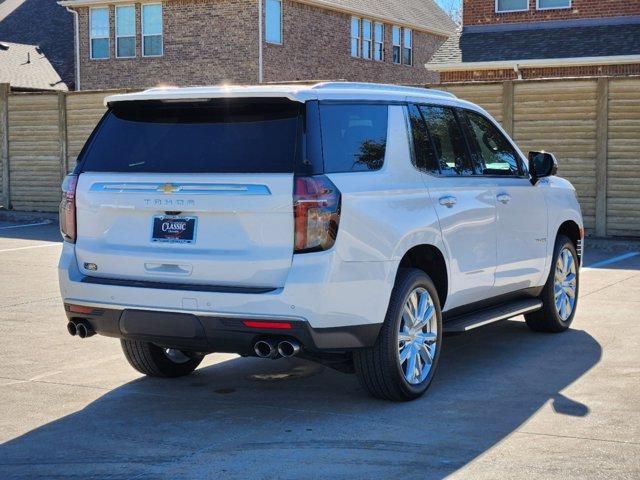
525, 234, 579, 333
120, 339, 204, 377
354, 268, 443, 401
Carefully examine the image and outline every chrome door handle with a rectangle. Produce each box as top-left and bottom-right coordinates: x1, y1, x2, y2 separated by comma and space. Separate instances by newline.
497, 193, 511, 205
439, 196, 457, 208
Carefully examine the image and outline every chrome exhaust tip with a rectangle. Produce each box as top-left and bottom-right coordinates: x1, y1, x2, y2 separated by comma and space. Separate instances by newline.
254, 339, 279, 359
277, 340, 301, 358
66, 321, 77, 336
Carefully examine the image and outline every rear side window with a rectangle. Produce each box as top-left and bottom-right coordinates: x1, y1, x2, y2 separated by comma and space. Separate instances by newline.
319, 104, 388, 172
419, 105, 474, 176
79, 99, 303, 173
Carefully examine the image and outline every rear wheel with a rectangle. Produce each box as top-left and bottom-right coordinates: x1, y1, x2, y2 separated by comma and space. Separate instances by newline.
120, 339, 204, 377
525, 234, 579, 332
354, 268, 442, 401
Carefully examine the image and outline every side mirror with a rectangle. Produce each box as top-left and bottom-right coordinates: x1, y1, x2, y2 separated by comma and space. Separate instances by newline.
528, 151, 558, 184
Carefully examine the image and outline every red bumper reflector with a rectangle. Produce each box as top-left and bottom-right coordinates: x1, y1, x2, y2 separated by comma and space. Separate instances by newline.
67, 304, 95, 315
242, 320, 292, 330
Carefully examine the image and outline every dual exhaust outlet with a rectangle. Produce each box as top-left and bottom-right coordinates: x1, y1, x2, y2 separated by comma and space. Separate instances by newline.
67, 320, 95, 339
254, 338, 301, 359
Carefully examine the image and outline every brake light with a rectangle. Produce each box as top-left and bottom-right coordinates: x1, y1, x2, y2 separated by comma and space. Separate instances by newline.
293, 175, 341, 253
59, 174, 78, 243
242, 320, 292, 330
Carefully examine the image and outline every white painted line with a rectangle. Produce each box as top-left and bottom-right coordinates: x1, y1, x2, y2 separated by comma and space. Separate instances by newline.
0, 221, 51, 230
0, 243, 60, 253
585, 252, 640, 269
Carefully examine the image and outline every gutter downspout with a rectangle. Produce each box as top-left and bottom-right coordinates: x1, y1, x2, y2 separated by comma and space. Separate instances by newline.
258, 0, 263, 83
65, 6, 81, 91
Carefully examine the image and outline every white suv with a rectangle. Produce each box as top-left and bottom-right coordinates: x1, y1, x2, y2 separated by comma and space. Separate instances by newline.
58, 82, 583, 401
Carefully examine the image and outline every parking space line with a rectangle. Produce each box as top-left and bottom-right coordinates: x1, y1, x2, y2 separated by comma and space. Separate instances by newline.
0, 221, 51, 230
0, 243, 60, 253
585, 252, 639, 269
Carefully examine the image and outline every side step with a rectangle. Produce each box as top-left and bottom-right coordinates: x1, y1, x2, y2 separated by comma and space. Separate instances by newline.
443, 298, 543, 334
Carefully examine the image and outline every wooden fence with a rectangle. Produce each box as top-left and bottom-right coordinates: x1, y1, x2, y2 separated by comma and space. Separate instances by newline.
440, 77, 640, 237
0, 78, 639, 236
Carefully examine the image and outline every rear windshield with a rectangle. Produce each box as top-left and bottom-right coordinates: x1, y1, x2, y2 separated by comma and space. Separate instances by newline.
79, 99, 303, 173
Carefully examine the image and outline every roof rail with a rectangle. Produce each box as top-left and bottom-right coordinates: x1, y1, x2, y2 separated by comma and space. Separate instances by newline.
311, 82, 456, 99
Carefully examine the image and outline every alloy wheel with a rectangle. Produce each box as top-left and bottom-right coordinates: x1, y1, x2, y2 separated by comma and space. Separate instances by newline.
398, 287, 438, 385
554, 247, 577, 321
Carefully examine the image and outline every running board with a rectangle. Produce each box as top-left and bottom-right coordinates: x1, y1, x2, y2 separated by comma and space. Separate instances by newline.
443, 298, 543, 334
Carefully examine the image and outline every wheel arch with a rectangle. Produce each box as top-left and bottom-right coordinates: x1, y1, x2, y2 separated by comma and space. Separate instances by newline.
556, 220, 583, 265
396, 244, 448, 308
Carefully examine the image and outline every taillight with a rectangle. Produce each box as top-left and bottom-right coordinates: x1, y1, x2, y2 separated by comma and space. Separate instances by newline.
59, 174, 78, 243
293, 175, 341, 253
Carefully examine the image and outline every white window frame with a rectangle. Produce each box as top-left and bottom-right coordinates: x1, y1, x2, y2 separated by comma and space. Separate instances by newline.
361, 19, 372, 60
373, 22, 384, 62
402, 27, 412, 66
265, 0, 283, 45
495, 0, 529, 13
536, 0, 571, 11
89, 7, 110, 60
141, 3, 163, 58
115, 5, 136, 59
392, 25, 401, 64
350, 16, 361, 58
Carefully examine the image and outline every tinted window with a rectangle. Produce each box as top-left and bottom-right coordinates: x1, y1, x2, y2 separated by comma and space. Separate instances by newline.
419, 106, 473, 176
319, 104, 388, 172
80, 99, 303, 173
408, 104, 438, 174
463, 110, 521, 176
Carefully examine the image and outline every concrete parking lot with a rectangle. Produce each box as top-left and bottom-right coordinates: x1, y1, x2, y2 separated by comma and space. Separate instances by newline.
0, 220, 638, 479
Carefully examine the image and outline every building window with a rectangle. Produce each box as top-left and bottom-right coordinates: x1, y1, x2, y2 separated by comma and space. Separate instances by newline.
142, 3, 163, 57
537, 0, 570, 9
402, 28, 412, 65
350, 17, 361, 57
115, 5, 135, 58
89, 7, 109, 59
373, 22, 383, 61
265, 0, 282, 44
362, 19, 372, 59
392, 25, 401, 64
496, 0, 528, 13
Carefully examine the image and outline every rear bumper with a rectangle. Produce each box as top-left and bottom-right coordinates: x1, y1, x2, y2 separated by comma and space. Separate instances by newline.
58, 242, 395, 351
63, 305, 381, 353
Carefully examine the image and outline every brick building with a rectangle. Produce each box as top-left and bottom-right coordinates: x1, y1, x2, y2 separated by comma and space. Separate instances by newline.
58, 0, 456, 90
427, 0, 640, 82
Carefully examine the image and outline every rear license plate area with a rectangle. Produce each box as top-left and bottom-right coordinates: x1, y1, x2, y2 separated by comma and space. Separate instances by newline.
151, 216, 197, 244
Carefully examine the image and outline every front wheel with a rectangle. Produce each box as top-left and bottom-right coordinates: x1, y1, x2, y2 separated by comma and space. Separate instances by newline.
121, 339, 204, 377
354, 268, 443, 401
525, 234, 579, 332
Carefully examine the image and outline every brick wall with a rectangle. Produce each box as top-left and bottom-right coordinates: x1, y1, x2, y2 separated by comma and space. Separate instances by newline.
78, 0, 260, 90
440, 63, 640, 83
463, 0, 640, 26
264, 1, 444, 84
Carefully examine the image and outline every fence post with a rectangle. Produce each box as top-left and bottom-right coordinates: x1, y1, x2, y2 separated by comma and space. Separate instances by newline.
0, 83, 9, 210
595, 77, 609, 237
58, 91, 68, 180
502, 80, 514, 137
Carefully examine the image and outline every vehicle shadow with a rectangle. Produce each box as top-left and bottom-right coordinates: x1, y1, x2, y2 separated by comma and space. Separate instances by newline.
0, 320, 601, 480
0, 222, 61, 243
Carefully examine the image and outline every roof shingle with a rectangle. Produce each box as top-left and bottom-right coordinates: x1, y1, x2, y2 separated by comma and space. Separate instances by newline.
429, 23, 640, 65
0, 41, 67, 90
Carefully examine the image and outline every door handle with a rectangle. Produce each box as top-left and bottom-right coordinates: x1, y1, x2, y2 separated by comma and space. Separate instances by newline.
497, 193, 511, 205
439, 196, 457, 208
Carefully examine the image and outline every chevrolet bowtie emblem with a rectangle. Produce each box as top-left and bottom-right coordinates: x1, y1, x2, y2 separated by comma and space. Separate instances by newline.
159, 183, 180, 194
